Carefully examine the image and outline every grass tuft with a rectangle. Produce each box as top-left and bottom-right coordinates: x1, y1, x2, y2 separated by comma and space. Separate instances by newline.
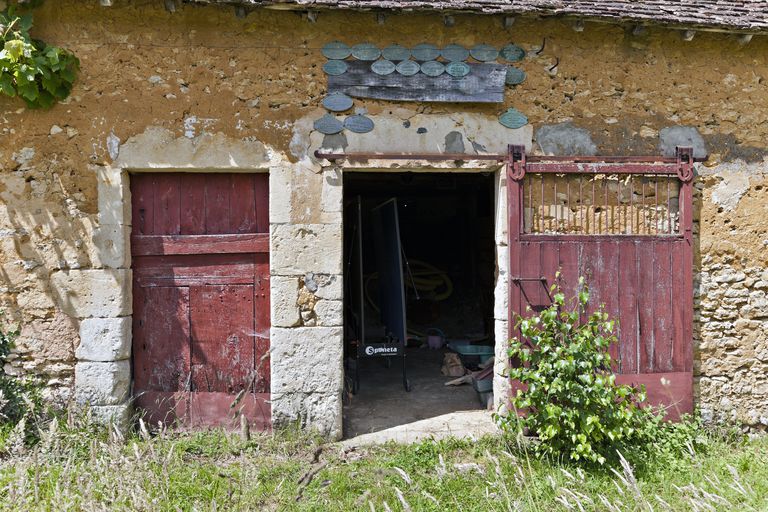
0, 415, 766, 511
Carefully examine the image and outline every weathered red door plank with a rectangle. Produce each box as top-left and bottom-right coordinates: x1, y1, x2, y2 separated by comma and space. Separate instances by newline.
253, 253, 271, 393
154, 174, 182, 235
596, 241, 620, 363
636, 241, 656, 373
653, 241, 674, 372
579, 240, 600, 320
180, 174, 207, 234
557, 243, 580, 309
670, 239, 687, 372
230, 174, 258, 233
132, 233, 269, 257
131, 174, 155, 235
617, 241, 640, 374
204, 175, 231, 234
540, 240, 559, 306
133, 285, 191, 393
518, 242, 544, 310
190, 285, 255, 394
255, 174, 270, 233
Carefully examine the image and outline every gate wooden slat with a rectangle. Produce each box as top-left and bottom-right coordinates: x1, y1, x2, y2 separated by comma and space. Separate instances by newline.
180, 174, 207, 234
671, 240, 687, 372
579, 240, 600, 320
636, 241, 656, 373
507, 175, 523, 343
540, 241, 559, 308
680, 180, 694, 373
653, 241, 674, 372
597, 241, 620, 364
557, 243, 580, 310
618, 241, 639, 374
519, 242, 544, 310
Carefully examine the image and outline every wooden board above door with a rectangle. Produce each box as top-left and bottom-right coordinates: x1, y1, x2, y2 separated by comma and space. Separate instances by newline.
327, 60, 506, 103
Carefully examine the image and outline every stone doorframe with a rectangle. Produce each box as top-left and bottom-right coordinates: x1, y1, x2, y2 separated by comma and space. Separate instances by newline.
270, 158, 514, 440
75, 127, 277, 429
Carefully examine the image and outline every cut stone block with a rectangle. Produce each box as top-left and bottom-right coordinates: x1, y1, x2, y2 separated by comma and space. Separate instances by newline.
76, 317, 131, 362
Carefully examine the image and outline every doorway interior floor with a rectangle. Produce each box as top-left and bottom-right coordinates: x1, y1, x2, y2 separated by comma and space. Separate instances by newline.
343, 347, 483, 438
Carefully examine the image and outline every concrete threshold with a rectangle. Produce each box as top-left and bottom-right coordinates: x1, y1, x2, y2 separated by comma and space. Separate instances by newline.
340, 410, 500, 448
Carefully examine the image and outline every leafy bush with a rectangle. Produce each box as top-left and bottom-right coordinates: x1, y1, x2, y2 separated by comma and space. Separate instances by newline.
0, 321, 43, 453
1, 6, 79, 108
499, 278, 694, 466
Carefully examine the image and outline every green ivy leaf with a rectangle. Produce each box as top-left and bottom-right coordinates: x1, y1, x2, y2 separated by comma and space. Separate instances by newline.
0, 73, 16, 96
4, 39, 24, 62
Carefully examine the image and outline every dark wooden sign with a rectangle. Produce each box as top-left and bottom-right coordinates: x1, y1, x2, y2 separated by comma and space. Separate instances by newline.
327, 60, 506, 103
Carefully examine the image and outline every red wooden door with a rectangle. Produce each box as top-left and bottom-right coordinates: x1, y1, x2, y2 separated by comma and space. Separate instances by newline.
507, 147, 694, 419
131, 173, 270, 429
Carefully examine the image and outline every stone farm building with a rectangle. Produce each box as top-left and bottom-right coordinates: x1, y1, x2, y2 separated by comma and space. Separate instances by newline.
1, 0, 767, 439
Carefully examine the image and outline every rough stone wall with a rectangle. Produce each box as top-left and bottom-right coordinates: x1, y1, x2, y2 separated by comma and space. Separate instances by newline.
0, 0, 767, 431
695, 163, 768, 430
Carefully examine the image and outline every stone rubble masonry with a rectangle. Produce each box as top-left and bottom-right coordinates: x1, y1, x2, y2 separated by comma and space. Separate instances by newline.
696, 263, 768, 429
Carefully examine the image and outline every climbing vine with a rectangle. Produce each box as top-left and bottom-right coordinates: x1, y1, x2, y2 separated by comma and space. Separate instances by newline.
0, 6, 79, 108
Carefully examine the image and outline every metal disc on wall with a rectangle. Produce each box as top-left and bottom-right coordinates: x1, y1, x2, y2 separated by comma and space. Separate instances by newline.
500, 43, 526, 62
505, 66, 526, 85
412, 43, 440, 61
382, 44, 410, 61
470, 44, 499, 62
323, 60, 348, 75
420, 60, 445, 77
445, 61, 470, 77
441, 44, 470, 62
499, 108, 528, 129
396, 60, 421, 76
322, 41, 352, 60
344, 114, 375, 134
351, 43, 381, 61
322, 92, 354, 112
371, 59, 396, 75
314, 114, 344, 134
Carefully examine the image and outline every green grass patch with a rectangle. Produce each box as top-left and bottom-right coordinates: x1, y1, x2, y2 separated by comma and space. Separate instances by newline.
0, 418, 767, 511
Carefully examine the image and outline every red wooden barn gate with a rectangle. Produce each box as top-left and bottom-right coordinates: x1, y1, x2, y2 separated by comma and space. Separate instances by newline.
507, 146, 694, 418
131, 173, 270, 429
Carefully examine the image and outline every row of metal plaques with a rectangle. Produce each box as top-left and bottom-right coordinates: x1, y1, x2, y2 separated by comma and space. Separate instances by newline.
314, 113, 375, 135
323, 59, 525, 85
322, 42, 526, 63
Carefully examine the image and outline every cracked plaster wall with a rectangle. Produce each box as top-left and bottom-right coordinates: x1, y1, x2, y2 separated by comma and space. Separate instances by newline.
1, 0, 767, 432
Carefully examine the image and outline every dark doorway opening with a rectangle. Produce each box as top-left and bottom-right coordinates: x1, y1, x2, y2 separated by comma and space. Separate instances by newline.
343, 171, 496, 438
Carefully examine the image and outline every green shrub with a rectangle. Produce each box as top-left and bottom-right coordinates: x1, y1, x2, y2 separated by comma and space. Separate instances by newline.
0, 321, 43, 452
1, 6, 80, 108
499, 278, 687, 466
